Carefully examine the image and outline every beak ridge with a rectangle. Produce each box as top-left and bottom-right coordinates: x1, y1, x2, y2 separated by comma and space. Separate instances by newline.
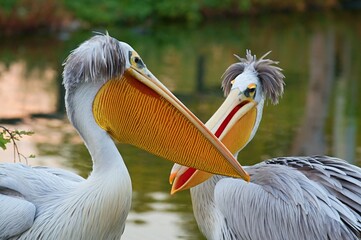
170, 87, 257, 193
93, 68, 249, 178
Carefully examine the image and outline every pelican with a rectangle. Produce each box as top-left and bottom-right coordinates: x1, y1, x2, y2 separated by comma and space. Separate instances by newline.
0, 34, 250, 239
170, 51, 361, 239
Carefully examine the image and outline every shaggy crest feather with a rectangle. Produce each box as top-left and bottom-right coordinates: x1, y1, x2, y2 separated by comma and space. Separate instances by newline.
62, 33, 126, 91
221, 50, 285, 104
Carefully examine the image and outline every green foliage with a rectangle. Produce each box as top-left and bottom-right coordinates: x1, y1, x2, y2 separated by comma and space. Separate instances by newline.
64, 0, 121, 24
0, 126, 35, 162
0, 133, 11, 150
154, 0, 201, 22
0, 0, 70, 35
1, 0, 18, 15
239, 0, 252, 12
63, 0, 202, 24
0, 0, 344, 33
118, 0, 153, 21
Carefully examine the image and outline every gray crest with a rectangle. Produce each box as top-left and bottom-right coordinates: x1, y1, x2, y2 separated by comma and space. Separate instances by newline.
62, 33, 126, 91
221, 50, 285, 104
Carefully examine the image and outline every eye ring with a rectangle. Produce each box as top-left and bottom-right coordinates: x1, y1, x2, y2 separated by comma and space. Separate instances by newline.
244, 84, 257, 98
248, 87, 256, 93
131, 55, 145, 69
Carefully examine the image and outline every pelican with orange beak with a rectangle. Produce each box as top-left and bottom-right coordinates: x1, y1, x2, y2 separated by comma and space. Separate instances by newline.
170, 51, 361, 239
0, 34, 249, 239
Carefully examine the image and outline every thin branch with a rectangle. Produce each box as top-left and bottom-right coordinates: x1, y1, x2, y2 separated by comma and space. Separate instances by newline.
0, 126, 35, 164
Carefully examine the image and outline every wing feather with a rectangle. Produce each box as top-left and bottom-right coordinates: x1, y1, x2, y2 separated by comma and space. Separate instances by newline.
33, 166, 84, 182
0, 194, 36, 239
0, 163, 83, 238
214, 157, 361, 239
265, 156, 361, 237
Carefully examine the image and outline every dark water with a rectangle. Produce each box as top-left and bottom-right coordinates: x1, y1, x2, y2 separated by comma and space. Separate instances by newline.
0, 11, 361, 239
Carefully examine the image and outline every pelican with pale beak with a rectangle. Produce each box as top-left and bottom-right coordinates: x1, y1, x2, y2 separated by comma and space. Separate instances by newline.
170, 51, 361, 240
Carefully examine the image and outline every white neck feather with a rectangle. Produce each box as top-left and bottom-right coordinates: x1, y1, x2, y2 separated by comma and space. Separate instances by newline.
65, 82, 130, 178
191, 176, 231, 239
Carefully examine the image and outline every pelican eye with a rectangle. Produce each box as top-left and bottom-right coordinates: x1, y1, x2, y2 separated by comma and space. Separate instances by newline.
134, 57, 141, 64
129, 51, 146, 69
244, 84, 257, 98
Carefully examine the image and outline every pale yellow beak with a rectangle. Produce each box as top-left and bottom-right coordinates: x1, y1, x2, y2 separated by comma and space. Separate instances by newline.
92, 66, 249, 179
170, 88, 258, 194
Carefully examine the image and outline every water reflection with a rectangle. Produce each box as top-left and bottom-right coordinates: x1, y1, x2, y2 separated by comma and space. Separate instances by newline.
290, 28, 335, 155
124, 192, 196, 239
0, 12, 360, 239
289, 24, 360, 164
0, 61, 57, 119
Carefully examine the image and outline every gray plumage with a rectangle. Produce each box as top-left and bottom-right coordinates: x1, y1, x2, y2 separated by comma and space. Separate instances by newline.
0, 34, 137, 239
188, 52, 360, 240
211, 156, 361, 240
222, 50, 285, 104
192, 158, 361, 240
62, 33, 126, 92
0, 164, 85, 239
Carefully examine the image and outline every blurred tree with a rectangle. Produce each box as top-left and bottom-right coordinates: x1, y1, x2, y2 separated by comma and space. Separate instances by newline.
0, 0, 70, 35
0, 0, 345, 35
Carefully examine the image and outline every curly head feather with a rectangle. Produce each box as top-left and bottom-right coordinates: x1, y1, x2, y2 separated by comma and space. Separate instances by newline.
221, 50, 285, 104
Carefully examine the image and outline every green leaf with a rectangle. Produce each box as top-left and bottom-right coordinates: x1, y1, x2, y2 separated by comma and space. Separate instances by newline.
0, 133, 10, 150
15, 130, 34, 136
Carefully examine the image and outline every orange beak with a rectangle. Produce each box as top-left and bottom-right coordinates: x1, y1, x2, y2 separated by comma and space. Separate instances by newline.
170, 89, 258, 194
93, 66, 249, 178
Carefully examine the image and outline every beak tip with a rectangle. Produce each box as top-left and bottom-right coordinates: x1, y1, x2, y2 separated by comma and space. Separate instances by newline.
244, 174, 251, 182
169, 173, 176, 184
170, 188, 177, 195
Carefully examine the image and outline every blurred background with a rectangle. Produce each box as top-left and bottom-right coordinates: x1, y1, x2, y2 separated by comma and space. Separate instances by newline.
0, 0, 361, 239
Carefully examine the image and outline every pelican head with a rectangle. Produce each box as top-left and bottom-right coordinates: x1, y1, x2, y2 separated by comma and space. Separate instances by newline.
62, 33, 249, 180
170, 50, 285, 194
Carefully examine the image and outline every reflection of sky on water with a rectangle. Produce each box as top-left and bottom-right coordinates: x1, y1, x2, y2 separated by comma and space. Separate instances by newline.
124, 210, 188, 240
124, 192, 193, 240
0, 62, 57, 119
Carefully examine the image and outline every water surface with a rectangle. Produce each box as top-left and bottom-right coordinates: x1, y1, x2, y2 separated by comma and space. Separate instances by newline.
1, 12, 361, 239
